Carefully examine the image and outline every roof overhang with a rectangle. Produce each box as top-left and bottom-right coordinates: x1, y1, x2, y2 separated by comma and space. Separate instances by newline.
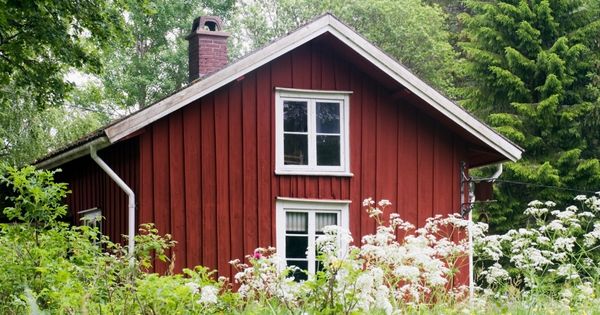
36, 14, 522, 169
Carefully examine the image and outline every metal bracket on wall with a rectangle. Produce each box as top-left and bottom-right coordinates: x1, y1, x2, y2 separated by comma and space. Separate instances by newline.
460, 161, 474, 218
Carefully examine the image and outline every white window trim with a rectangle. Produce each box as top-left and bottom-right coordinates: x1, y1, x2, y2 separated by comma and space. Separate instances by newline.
275, 88, 352, 176
275, 199, 350, 275
78, 207, 102, 230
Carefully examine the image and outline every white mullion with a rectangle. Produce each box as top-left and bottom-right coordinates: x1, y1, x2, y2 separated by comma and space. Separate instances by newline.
338, 100, 344, 170
307, 99, 317, 168
307, 211, 316, 274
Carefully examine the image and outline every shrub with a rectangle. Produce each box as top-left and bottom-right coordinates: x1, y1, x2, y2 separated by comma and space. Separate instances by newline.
230, 198, 472, 313
3, 164, 598, 313
475, 193, 600, 307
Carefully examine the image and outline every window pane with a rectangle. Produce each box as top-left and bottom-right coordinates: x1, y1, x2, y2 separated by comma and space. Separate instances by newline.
286, 212, 308, 233
286, 236, 308, 258
284, 134, 308, 165
316, 135, 340, 166
316, 102, 340, 133
283, 101, 307, 132
287, 260, 308, 281
316, 213, 338, 233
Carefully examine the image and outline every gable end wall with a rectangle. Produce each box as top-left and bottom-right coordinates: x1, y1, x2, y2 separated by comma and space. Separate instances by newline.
137, 41, 470, 282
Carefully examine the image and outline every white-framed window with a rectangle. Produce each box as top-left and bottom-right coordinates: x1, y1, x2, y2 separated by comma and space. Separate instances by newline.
78, 207, 102, 232
275, 198, 350, 280
275, 88, 352, 176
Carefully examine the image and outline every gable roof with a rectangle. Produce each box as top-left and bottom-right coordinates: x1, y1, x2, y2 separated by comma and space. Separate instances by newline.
36, 14, 522, 169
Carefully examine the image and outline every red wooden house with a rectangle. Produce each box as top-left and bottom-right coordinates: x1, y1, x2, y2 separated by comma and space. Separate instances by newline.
36, 14, 522, 279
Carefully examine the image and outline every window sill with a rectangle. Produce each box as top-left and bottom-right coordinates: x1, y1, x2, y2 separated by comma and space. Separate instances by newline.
274, 170, 354, 177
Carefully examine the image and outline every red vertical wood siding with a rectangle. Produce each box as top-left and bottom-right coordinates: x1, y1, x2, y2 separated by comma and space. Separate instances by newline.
55, 139, 140, 244
134, 40, 470, 277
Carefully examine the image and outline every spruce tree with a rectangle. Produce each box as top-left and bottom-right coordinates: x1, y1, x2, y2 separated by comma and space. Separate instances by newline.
460, 0, 600, 232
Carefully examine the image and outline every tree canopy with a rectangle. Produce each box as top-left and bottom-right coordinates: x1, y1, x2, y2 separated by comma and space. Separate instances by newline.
0, 0, 127, 109
0, 0, 129, 164
77, 0, 236, 111
230, 0, 461, 98
460, 0, 600, 232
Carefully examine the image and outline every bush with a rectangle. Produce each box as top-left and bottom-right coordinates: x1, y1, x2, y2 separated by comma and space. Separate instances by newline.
475, 193, 600, 308
2, 164, 599, 313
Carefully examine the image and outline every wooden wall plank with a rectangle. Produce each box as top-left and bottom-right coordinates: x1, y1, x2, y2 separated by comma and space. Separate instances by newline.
242, 72, 259, 256
376, 86, 398, 220
360, 78, 377, 235
152, 118, 171, 273
200, 94, 217, 270
229, 80, 244, 274
169, 111, 186, 273
349, 68, 363, 238
417, 116, 435, 228
183, 101, 202, 267
214, 88, 231, 277
256, 65, 272, 247
398, 105, 419, 227
271, 54, 293, 198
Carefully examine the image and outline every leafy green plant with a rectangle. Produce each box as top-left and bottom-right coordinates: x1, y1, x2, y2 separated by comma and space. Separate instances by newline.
475, 194, 600, 307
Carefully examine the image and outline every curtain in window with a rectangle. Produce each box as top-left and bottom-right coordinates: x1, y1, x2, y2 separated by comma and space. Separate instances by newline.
286, 212, 308, 233
316, 213, 337, 232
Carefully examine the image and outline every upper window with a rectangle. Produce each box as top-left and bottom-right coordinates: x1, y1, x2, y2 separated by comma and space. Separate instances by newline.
275, 199, 349, 281
275, 88, 351, 176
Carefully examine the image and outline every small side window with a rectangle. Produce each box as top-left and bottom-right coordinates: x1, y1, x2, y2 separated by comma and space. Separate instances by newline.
78, 207, 102, 232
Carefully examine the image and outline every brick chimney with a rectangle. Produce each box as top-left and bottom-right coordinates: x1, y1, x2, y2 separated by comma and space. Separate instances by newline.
186, 16, 229, 82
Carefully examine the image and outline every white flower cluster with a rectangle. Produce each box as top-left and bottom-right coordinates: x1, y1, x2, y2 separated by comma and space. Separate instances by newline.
230, 247, 301, 307
185, 282, 220, 305
476, 193, 600, 301
354, 201, 470, 310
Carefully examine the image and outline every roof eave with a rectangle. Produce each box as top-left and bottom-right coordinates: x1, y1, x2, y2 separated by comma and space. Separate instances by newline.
35, 136, 110, 170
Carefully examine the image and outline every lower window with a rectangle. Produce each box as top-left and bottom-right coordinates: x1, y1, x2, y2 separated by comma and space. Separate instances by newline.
275, 199, 349, 281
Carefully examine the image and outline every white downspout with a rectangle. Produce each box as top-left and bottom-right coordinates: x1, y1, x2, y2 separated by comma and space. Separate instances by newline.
469, 163, 503, 302
90, 145, 136, 266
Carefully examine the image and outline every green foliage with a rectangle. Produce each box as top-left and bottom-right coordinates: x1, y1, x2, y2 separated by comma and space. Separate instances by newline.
1, 167, 599, 313
0, 0, 127, 165
475, 195, 600, 307
231, 0, 461, 97
0, 82, 107, 165
76, 0, 236, 111
460, 0, 600, 233
0, 0, 127, 110
0, 165, 68, 224
0, 164, 205, 314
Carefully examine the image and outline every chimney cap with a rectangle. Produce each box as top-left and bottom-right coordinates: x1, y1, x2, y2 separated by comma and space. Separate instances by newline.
187, 16, 229, 39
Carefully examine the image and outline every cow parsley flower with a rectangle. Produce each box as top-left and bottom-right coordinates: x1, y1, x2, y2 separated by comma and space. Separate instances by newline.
528, 200, 544, 207
393, 265, 421, 281
578, 282, 594, 297
185, 282, 200, 294
553, 237, 576, 252
583, 223, 600, 247
524, 206, 548, 217
480, 263, 509, 285
198, 285, 219, 305
556, 264, 579, 280
378, 199, 392, 207
362, 198, 375, 207
545, 201, 557, 208
545, 220, 566, 232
